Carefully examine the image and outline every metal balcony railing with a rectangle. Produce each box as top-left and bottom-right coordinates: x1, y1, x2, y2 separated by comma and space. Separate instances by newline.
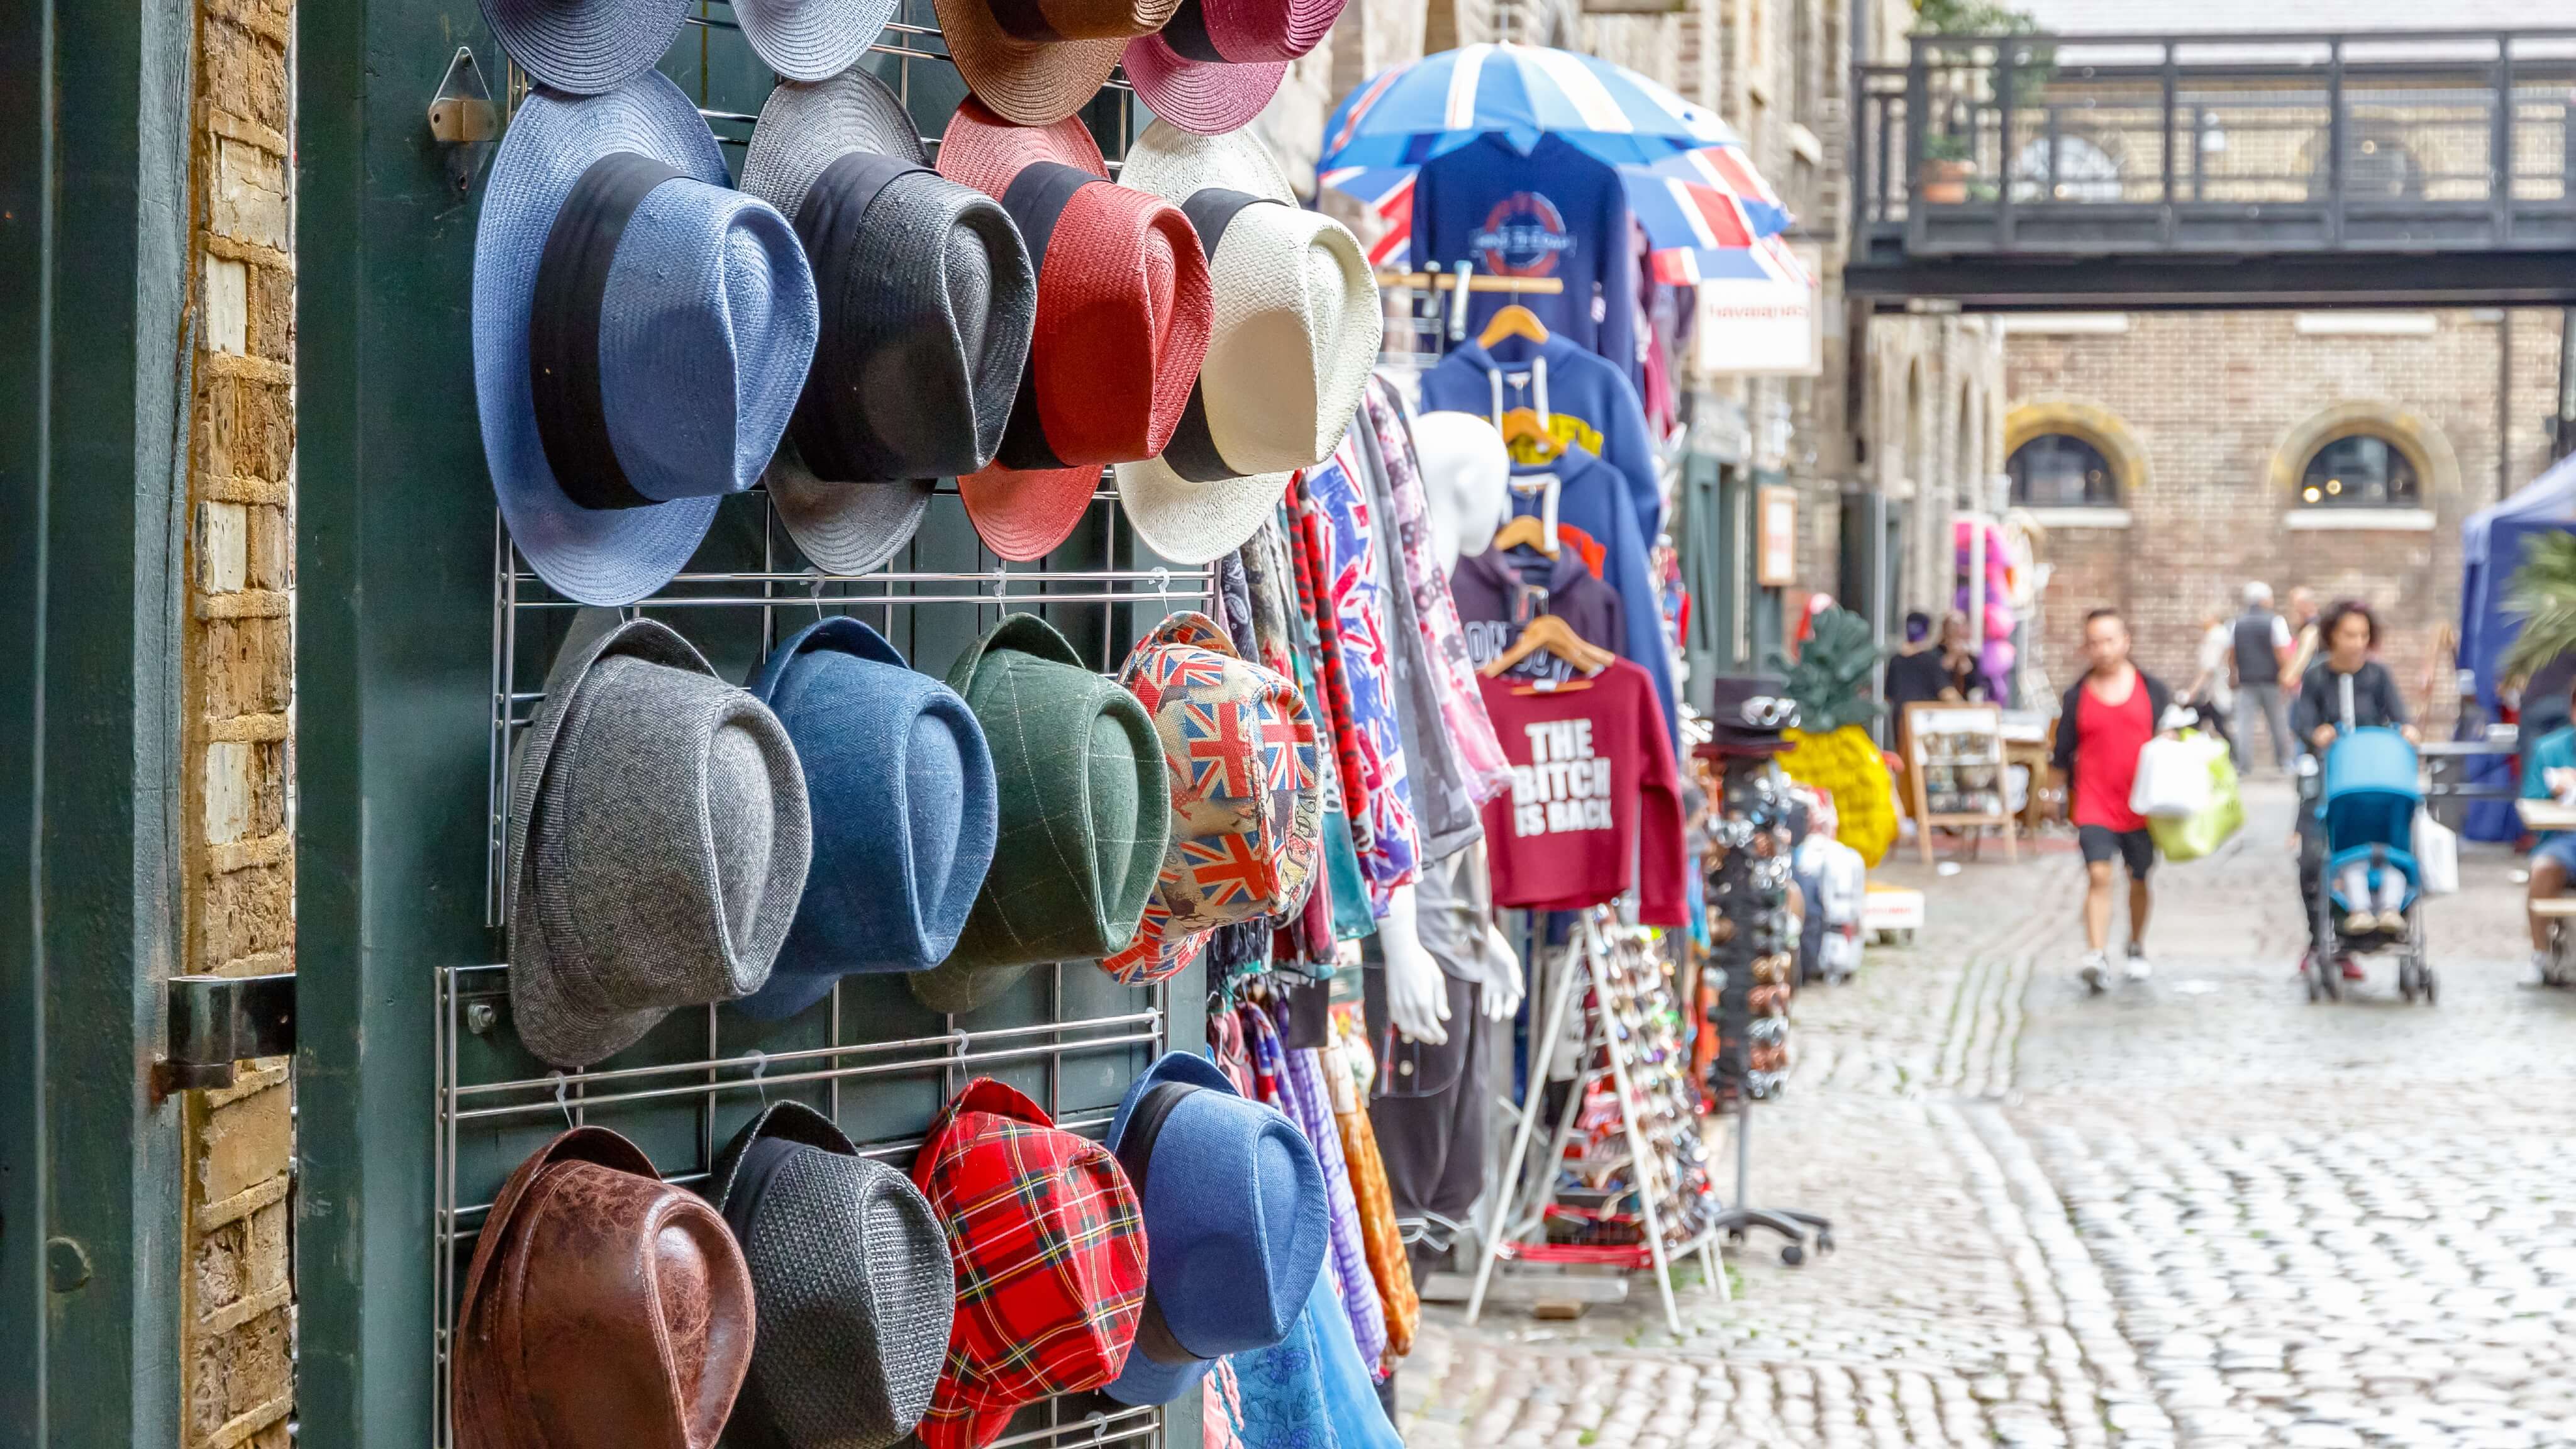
1855, 28, 2576, 264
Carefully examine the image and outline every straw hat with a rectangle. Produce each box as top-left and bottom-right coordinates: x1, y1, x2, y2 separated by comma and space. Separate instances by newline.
935, 0, 1183, 125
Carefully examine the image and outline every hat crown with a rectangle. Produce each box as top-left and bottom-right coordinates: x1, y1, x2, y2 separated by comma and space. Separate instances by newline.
1198, 206, 1375, 474
596, 181, 819, 504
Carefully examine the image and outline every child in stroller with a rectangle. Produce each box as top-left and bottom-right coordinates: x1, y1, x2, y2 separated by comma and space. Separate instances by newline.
2291, 600, 2431, 1001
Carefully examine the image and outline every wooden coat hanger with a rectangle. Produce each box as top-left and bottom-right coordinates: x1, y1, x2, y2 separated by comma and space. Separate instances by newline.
1480, 613, 1615, 682
1491, 514, 1557, 557
1477, 303, 1550, 349
1497, 406, 1562, 461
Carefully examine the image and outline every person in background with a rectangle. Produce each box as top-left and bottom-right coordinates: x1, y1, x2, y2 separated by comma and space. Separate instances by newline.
1938, 611, 1994, 702
2050, 607, 2173, 992
2282, 586, 2322, 688
2290, 599, 2416, 975
2184, 609, 2238, 761
2519, 672, 2576, 982
2229, 582, 2297, 773
1884, 611, 1953, 823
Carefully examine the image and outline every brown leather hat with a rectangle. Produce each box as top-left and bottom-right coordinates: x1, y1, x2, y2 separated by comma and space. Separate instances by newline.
455, 1128, 756, 1449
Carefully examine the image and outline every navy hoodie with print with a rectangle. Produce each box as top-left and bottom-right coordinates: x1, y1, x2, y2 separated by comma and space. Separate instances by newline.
1411, 134, 1640, 386
1419, 334, 1661, 547
1448, 546, 1626, 684
1506, 446, 1676, 740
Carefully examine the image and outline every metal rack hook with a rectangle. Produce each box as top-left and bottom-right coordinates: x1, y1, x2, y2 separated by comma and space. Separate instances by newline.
549, 1071, 573, 1130
1150, 565, 1170, 606
746, 1049, 769, 1108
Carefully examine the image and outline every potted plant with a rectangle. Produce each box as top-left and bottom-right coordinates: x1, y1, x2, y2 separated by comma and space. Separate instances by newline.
1919, 133, 1975, 204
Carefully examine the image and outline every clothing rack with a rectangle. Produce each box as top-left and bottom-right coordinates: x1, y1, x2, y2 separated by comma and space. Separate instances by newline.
1463, 911, 1721, 1336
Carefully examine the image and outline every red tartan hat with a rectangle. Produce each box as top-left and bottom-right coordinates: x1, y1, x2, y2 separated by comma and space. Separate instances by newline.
938, 101, 1213, 561
910, 1077, 1149, 1449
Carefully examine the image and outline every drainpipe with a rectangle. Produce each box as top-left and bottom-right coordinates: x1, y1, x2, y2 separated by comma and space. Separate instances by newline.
2499, 306, 2514, 500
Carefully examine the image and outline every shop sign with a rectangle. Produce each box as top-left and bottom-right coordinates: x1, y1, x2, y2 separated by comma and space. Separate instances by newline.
1757, 485, 1798, 587
1696, 239, 1821, 379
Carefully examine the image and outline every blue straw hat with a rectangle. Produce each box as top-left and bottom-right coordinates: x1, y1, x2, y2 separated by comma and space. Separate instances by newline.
473, 71, 820, 606
738, 618, 999, 1019
1102, 1051, 1329, 1406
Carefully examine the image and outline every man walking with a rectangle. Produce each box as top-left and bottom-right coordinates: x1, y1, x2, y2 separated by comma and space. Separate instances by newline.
2052, 608, 2173, 992
2230, 582, 2296, 772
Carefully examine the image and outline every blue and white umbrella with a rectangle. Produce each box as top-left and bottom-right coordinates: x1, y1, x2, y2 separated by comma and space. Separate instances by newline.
1321, 144, 1790, 271
1320, 43, 1738, 171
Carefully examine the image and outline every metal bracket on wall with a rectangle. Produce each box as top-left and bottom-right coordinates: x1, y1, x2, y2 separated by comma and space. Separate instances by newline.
427, 47, 498, 196
154, 972, 296, 1097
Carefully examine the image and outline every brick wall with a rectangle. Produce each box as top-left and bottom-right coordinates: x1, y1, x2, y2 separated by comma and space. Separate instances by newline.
182, 0, 296, 1442
2007, 309, 2563, 725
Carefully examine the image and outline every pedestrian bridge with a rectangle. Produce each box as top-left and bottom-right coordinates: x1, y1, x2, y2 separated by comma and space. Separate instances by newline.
1846, 28, 2576, 309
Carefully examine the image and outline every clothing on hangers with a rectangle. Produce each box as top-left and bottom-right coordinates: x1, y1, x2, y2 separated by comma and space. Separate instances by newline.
1507, 447, 1678, 738
1477, 659, 1687, 924
1450, 547, 1626, 684
1300, 439, 1422, 912
1420, 330, 1661, 545
1410, 134, 1640, 387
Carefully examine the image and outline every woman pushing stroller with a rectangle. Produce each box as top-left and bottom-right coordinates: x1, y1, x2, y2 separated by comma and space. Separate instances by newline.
2292, 601, 2422, 981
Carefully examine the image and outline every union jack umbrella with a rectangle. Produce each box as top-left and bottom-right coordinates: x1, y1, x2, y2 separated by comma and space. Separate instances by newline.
1320, 42, 1736, 170
1319, 146, 1792, 275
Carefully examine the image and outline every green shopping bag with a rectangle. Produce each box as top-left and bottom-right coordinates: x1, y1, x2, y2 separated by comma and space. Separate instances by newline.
2149, 731, 2243, 862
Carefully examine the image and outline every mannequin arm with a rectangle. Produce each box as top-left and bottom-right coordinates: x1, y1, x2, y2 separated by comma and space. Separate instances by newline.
1378, 882, 1451, 1045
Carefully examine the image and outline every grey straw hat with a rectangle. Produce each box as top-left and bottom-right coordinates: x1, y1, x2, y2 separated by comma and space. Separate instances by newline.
735, 0, 897, 82
479, 0, 691, 95
741, 70, 1037, 575
506, 616, 813, 1067
709, 1102, 957, 1449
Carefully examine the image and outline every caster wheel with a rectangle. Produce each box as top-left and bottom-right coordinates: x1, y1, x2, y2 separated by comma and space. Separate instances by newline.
1780, 1243, 1806, 1266
1816, 1234, 1836, 1255
1727, 1230, 1746, 1246
2304, 972, 2321, 1004
2424, 973, 2439, 1006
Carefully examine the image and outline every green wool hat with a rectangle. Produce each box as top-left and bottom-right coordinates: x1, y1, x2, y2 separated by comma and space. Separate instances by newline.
908, 613, 1171, 1014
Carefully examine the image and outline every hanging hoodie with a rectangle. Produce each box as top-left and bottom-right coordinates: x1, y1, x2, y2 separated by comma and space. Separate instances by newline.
1448, 547, 1626, 684
1507, 446, 1677, 740
1411, 133, 1640, 386
1476, 660, 1687, 924
1418, 332, 1661, 545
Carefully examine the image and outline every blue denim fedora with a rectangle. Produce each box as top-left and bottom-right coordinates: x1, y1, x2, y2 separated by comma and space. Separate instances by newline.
1102, 1050, 1329, 1406
474, 70, 820, 606
738, 618, 999, 1019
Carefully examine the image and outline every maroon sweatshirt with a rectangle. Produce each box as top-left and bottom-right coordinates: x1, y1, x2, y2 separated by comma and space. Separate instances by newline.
1476, 659, 1687, 924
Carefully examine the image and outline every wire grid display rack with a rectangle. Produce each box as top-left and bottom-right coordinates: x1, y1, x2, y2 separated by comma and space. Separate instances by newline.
437, 11, 1201, 1445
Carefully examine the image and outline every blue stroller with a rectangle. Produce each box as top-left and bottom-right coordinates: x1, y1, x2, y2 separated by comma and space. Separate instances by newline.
2305, 725, 2435, 1004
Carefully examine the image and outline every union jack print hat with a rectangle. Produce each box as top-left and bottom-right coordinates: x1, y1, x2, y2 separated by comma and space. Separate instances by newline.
1102, 611, 1323, 984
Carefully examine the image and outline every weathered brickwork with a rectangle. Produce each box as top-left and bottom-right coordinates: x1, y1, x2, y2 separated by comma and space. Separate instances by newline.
2007, 309, 2562, 719
182, 0, 296, 1442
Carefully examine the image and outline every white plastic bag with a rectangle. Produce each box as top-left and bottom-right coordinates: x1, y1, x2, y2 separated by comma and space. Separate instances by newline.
2415, 809, 2459, 896
2130, 731, 2222, 820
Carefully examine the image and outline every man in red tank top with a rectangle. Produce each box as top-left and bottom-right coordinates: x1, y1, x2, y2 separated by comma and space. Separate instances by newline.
2048, 608, 2174, 993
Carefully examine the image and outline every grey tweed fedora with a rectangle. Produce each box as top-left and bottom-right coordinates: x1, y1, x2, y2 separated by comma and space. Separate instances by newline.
741, 69, 1036, 576
709, 1102, 957, 1449
507, 616, 814, 1067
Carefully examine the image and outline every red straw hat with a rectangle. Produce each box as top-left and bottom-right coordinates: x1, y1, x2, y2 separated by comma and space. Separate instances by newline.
938, 102, 1214, 560
1121, 0, 1345, 135
936, 0, 1181, 125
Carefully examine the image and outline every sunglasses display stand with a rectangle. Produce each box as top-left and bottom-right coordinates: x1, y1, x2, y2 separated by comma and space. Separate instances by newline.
1699, 747, 1836, 1267
441, 487, 1209, 1449
1461, 910, 1723, 1338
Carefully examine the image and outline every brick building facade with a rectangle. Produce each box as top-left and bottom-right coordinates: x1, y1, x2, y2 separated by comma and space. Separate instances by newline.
2005, 308, 2562, 722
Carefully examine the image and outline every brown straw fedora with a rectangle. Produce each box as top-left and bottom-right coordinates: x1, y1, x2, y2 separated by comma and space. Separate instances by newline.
934, 0, 1182, 126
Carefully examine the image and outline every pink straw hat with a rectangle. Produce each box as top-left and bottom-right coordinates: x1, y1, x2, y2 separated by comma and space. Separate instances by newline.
1121, 0, 1346, 134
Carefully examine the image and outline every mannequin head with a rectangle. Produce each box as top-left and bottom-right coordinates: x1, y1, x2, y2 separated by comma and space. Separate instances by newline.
1411, 411, 1511, 569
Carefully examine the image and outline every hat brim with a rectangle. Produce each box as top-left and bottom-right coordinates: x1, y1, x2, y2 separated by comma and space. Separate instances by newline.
1114, 118, 1297, 206
1123, 42, 1291, 137
477, 0, 691, 94
935, 99, 1109, 200
932, 0, 1130, 128
473, 74, 733, 607
741, 66, 931, 217
1114, 458, 1290, 566
958, 460, 1100, 562
768, 441, 940, 575
736, 0, 901, 80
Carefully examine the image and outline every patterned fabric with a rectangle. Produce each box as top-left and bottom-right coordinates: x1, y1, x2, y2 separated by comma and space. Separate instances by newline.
1245, 514, 1374, 960
1360, 379, 1511, 804
1328, 1029, 1418, 1359
1285, 482, 1374, 862
911, 1079, 1148, 1449
1226, 1262, 1404, 1449
1239, 1001, 1287, 1108
1208, 557, 1280, 977
1274, 1009, 1388, 1374
1301, 438, 1419, 911
1203, 1360, 1250, 1449
1103, 613, 1323, 984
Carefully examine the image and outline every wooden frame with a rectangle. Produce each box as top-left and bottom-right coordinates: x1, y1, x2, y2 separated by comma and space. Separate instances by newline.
1904, 701, 2019, 864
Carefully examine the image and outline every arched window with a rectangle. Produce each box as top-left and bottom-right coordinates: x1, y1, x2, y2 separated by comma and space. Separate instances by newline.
2006, 433, 2118, 507
2297, 433, 2419, 508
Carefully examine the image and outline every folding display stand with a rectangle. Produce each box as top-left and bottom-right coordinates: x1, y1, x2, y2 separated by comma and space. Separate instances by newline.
1701, 746, 1834, 1266
1465, 911, 1721, 1336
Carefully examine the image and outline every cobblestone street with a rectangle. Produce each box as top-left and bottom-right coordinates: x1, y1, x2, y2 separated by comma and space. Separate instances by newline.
1398, 779, 2576, 1448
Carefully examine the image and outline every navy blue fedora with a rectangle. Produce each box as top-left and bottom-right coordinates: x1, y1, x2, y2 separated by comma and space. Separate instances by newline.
473, 70, 820, 607
1102, 1050, 1329, 1406
738, 618, 999, 1019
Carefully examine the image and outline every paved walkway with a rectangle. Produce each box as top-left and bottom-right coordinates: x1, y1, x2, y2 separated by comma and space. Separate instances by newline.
1397, 779, 2576, 1448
